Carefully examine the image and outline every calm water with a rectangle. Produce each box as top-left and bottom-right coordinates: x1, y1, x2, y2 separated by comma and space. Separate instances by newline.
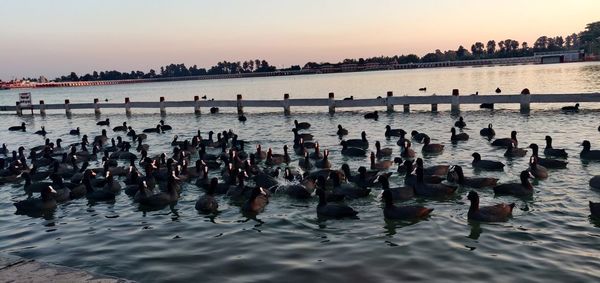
1, 63, 600, 282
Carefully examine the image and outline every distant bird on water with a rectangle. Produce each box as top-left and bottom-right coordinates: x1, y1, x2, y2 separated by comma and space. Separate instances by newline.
419, 87, 427, 91
495, 87, 501, 94
561, 103, 579, 113
343, 96, 354, 100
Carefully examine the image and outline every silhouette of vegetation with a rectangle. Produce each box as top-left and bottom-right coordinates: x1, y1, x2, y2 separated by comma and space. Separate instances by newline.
52, 21, 599, 82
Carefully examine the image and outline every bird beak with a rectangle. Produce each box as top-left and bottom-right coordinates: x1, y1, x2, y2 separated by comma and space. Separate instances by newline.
259, 187, 267, 196
49, 186, 57, 194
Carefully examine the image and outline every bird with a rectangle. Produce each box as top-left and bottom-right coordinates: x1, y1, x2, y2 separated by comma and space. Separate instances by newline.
480, 103, 494, 110
580, 140, 600, 160
238, 115, 247, 122
375, 141, 392, 158
450, 127, 469, 142
343, 96, 354, 100
480, 124, 495, 137
377, 174, 414, 201
495, 87, 501, 94
413, 166, 457, 198
504, 142, 527, 158
113, 122, 127, 132
294, 120, 311, 130
159, 120, 172, 131
336, 124, 348, 136
340, 141, 366, 157
590, 201, 600, 218
446, 165, 498, 188
210, 107, 219, 114
342, 131, 368, 149
411, 130, 429, 143
315, 186, 358, 219
561, 103, 579, 113
418, 87, 427, 91
143, 124, 163, 133
493, 170, 534, 197
422, 137, 444, 154
370, 152, 392, 170
96, 118, 110, 126
14, 185, 57, 213
69, 127, 80, 135
8, 122, 26, 131
467, 191, 515, 222
543, 136, 567, 158
364, 111, 378, 120
381, 189, 433, 220
385, 125, 404, 137
34, 126, 47, 136
491, 131, 518, 147
315, 150, 332, 169
472, 152, 504, 171
529, 143, 567, 169
454, 117, 466, 129
527, 156, 548, 179
242, 187, 269, 215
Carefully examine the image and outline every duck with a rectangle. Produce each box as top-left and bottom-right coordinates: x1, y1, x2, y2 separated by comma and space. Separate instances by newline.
467, 191, 515, 222
493, 170, 534, 197
446, 165, 498, 188
308, 143, 323, 159
377, 174, 414, 201
315, 150, 332, 169
34, 126, 47, 136
580, 140, 600, 160
341, 141, 366, 157
342, 131, 368, 149
400, 140, 416, 159
529, 143, 567, 168
527, 156, 548, 179
415, 158, 449, 177
113, 122, 128, 132
504, 142, 527, 158
330, 170, 371, 199
238, 115, 247, 122
543, 136, 567, 158
242, 187, 269, 215
381, 189, 432, 220
342, 165, 379, 188
9, 122, 26, 132
590, 201, 600, 218
143, 124, 163, 133
336, 124, 349, 137
472, 152, 504, 171
411, 130, 429, 143
14, 185, 57, 213
422, 137, 444, 154
298, 152, 313, 170
139, 174, 179, 208
364, 111, 378, 120
413, 166, 457, 198
195, 179, 219, 214
385, 125, 404, 137
22, 172, 54, 193
266, 146, 290, 166
450, 127, 469, 142
561, 103, 579, 113
315, 186, 358, 219
82, 170, 116, 201
480, 124, 495, 137
292, 128, 313, 142
159, 120, 172, 131
96, 118, 110, 126
228, 170, 254, 199
370, 152, 392, 170
375, 141, 392, 158
492, 131, 518, 147
454, 116, 466, 129
294, 120, 311, 130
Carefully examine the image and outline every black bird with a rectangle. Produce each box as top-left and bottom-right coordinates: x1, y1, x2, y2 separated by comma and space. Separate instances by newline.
581, 140, 600, 160
294, 120, 311, 130
454, 117, 466, 129
343, 96, 354, 100
113, 122, 128, 132
480, 124, 495, 137
495, 87, 501, 94
34, 126, 47, 136
385, 125, 404, 137
492, 131, 518, 147
418, 87, 426, 91
467, 191, 515, 222
561, 103, 579, 113
364, 111, 378, 120
238, 115, 247, 122
8, 122, 26, 131
381, 189, 433, 220
543, 136, 567, 158
472, 152, 504, 171
493, 170, 534, 197
159, 120, 172, 131
480, 103, 494, 110
210, 107, 219, 114
69, 127, 80, 135
336, 124, 348, 136
450, 127, 469, 142
96, 118, 110, 126
315, 186, 358, 219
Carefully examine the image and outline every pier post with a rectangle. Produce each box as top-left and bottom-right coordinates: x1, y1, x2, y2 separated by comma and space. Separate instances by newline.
236, 94, 244, 115
93, 98, 101, 116
39, 100, 46, 116
431, 103, 438, 112
159, 97, 166, 116
403, 104, 410, 113
520, 88, 531, 114
15, 102, 22, 116
283, 93, 291, 116
125, 97, 132, 116
64, 99, 72, 117
451, 89, 460, 114
386, 91, 394, 113
328, 92, 335, 115
194, 96, 201, 115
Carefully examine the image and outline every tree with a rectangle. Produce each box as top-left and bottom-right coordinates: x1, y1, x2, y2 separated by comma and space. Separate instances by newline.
486, 40, 496, 55
555, 36, 564, 48
456, 45, 469, 59
69, 72, 78, 81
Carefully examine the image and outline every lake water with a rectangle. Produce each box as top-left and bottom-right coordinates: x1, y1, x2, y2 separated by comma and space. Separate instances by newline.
1, 62, 600, 282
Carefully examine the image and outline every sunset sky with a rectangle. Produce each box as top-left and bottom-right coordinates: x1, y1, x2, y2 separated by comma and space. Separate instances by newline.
0, 0, 598, 80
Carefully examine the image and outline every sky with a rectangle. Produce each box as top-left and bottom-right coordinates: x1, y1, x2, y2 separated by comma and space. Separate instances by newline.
0, 0, 598, 80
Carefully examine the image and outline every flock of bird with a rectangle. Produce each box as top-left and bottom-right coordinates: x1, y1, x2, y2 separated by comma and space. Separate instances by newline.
2, 113, 600, 222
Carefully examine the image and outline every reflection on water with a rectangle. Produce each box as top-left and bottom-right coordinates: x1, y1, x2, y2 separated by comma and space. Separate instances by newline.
1, 64, 600, 282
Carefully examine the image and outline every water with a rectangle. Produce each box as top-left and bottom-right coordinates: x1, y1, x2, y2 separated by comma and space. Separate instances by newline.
1, 63, 600, 282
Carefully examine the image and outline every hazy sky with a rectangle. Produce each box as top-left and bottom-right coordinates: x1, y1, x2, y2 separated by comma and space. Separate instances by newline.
0, 0, 598, 80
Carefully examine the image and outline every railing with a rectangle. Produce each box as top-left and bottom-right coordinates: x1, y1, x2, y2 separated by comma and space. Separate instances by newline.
2, 90, 599, 116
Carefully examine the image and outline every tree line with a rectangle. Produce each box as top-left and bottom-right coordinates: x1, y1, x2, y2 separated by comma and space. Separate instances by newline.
51, 21, 599, 82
